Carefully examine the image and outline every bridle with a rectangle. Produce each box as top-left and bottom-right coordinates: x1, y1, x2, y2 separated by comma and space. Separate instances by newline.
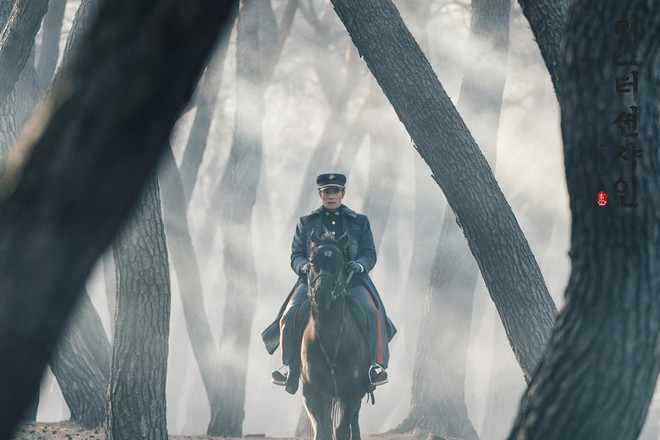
307, 246, 354, 306
309, 271, 346, 304
306, 245, 355, 398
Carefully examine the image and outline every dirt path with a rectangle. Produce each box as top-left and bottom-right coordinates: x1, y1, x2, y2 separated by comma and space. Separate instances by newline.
12, 421, 461, 440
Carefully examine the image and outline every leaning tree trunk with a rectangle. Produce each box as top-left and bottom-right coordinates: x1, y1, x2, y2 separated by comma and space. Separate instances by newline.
0, 0, 40, 171
508, 1, 660, 439
206, 0, 265, 435
35, 0, 67, 87
398, 0, 511, 437
50, 291, 110, 428
516, 0, 566, 94
179, 32, 232, 204
329, 0, 557, 382
56, 0, 103, 79
0, 0, 48, 105
0, 0, 237, 437
392, 0, 443, 383
107, 174, 172, 440
159, 145, 219, 407
0, 0, 16, 167
195, 0, 296, 264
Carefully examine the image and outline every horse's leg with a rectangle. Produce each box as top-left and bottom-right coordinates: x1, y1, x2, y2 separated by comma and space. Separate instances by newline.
335, 397, 362, 440
303, 391, 333, 440
350, 398, 362, 440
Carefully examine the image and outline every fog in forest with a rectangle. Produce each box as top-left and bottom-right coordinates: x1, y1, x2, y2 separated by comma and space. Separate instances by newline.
18, 0, 658, 438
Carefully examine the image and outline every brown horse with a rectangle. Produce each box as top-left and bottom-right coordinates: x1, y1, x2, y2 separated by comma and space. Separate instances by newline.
301, 231, 371, 440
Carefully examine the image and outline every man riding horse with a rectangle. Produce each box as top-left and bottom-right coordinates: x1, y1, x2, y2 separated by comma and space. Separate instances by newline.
261, 173, 396, 394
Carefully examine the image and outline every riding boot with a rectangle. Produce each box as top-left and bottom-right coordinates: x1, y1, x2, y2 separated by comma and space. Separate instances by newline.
285, 363, 300, 395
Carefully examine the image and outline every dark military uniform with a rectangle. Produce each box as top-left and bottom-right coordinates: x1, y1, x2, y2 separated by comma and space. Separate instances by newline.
261, 204, 396, 372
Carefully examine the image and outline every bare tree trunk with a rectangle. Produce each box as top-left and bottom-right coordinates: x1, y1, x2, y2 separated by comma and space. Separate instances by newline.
0, 0, 39, 170
57, 0, 102, 78
206, 1, 264, 435
508, 1, 660, 438
0, 0, 237, 436
0, 0, 48, 105
159, 145, 218, 405
330, 0, 556, 383
36, 0, 67, 87
179, 32, 233, 204
180, 0, 297, 205
107, 174, 171, 440
399, 0, 512, 437
516, 0, 566, 93
50, 291, 109, 428
393, 0, 444, 385
197, 0, 297, 262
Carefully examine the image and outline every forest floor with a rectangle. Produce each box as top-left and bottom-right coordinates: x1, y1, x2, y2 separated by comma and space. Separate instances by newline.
11, 421, 462, 440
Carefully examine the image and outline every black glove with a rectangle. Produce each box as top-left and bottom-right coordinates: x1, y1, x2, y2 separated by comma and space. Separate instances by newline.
345, 261, 364, 274
299, 263, 311, 276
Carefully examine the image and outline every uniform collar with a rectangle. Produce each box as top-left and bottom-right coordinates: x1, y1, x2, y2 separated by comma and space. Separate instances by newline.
312, 205, 357, 218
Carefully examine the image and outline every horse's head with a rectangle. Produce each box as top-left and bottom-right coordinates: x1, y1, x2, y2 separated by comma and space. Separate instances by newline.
308, 230, 348, 312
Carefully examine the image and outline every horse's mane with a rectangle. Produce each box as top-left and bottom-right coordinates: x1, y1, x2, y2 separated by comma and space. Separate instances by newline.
310, 230, 346, 253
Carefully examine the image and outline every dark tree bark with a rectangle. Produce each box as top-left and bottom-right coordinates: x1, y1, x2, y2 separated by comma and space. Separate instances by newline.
0, 0, 17, 166
392, 0, 444, 385
43, 15, 117, 403
329, 0, 557, 382
206, 1, 264, 435
480, 198, 558, 439
50, 291, 109, 428
508, 1, 660, 438
398, 0, 512, 437
0, 0, 48, 105
36, 0, 67, 87
0, 0, 40, 168
0, 0, 237, 437
107, 174, 171, 440
57, 0, 102, 78
516, 0, 566, 93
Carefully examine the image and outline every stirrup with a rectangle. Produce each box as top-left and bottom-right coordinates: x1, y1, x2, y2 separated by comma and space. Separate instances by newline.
369, 364, 388, 386
271, 365, 288, 386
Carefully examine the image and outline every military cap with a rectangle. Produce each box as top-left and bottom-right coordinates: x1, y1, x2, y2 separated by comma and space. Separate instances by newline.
316, 173, 346, 191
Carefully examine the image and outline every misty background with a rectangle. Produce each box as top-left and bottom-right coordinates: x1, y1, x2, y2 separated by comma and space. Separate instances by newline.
20, 0, 655, 438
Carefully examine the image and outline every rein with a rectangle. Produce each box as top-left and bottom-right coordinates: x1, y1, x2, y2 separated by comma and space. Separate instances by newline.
309, 270, 351, 302
309, 268, 354, 398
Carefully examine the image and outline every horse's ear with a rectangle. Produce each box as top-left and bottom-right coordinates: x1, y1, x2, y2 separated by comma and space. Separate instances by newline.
336, 231, 349, 250
310, 229, 320, 247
